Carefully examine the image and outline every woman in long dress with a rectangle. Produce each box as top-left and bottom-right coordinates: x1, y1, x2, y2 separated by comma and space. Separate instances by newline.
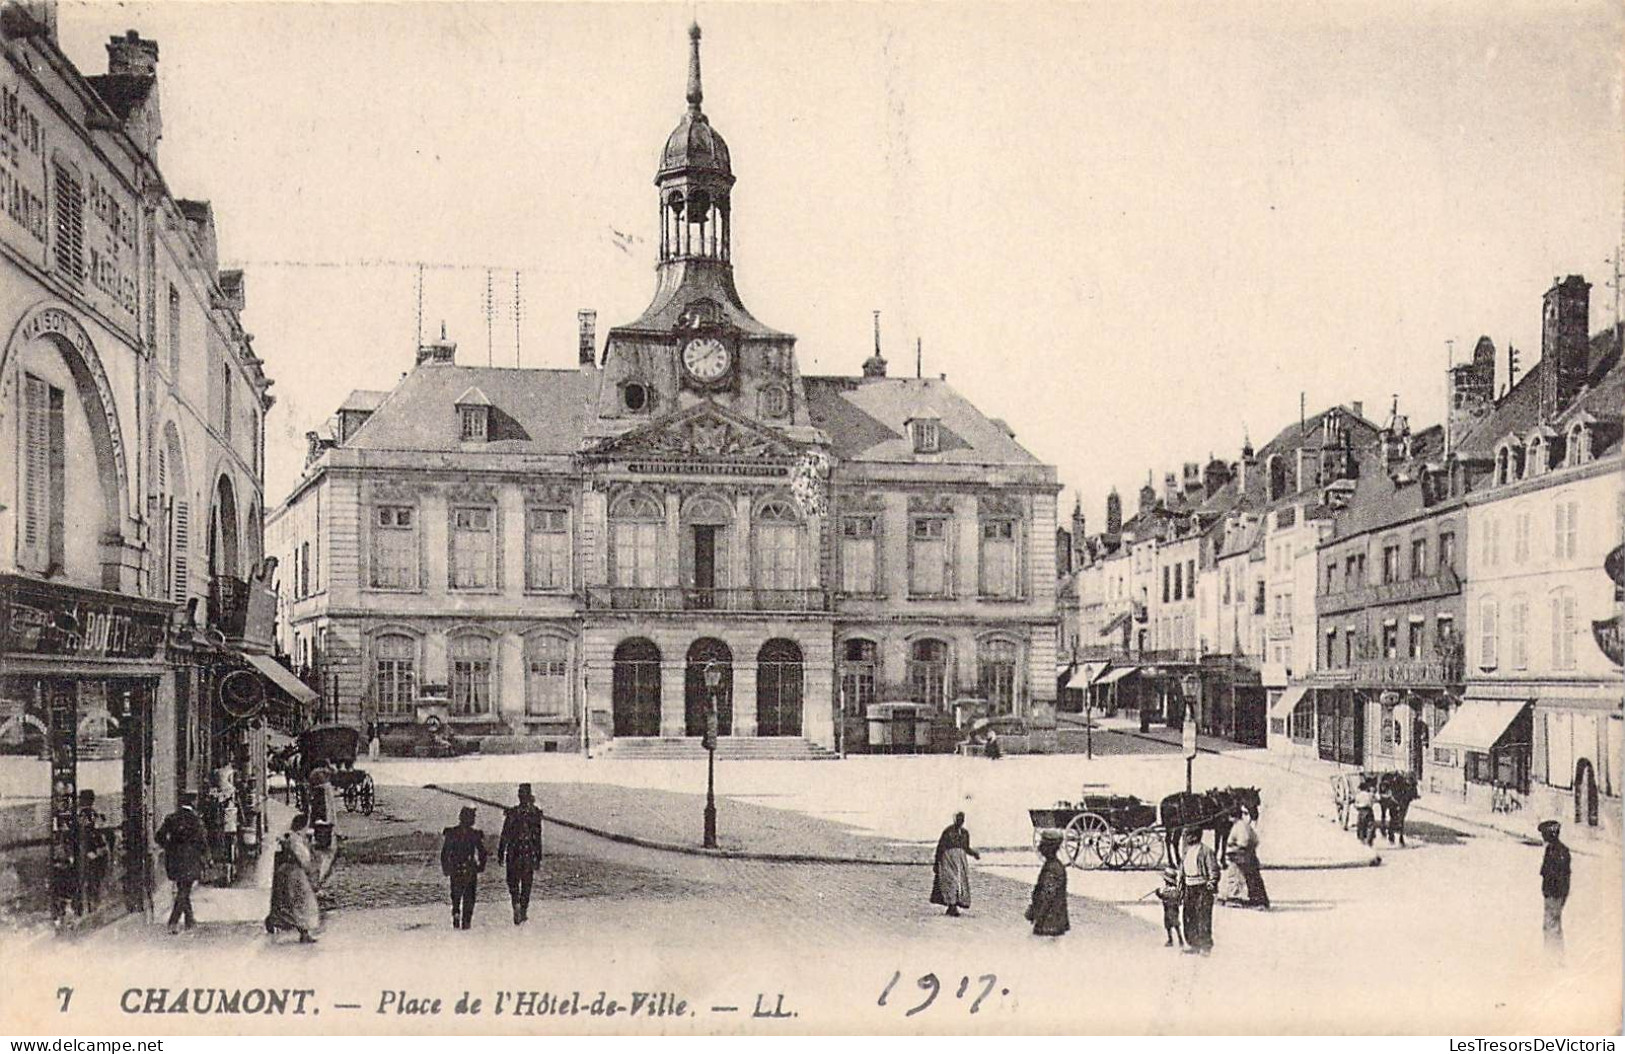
929, 812, 980, 916
265, 813, 322, 943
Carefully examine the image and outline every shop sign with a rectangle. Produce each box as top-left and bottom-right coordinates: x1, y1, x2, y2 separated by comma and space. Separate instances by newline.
2, 581, 167, 659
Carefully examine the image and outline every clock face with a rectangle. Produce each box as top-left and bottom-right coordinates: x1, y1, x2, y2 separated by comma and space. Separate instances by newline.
682, 337, 732, 382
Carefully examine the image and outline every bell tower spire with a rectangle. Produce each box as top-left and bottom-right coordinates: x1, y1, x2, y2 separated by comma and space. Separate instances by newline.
686, 22, 704, 113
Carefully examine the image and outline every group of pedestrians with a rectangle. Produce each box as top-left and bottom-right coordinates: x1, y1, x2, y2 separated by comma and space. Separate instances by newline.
439, 783, 546, 930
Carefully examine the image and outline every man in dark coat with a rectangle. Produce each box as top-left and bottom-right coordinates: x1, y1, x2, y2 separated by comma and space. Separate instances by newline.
441, 806, 488, 930
1539, 819, 1571, 956
1025, 829, 1070, 936
155, 794, 210, 933
497, 784, 544, 926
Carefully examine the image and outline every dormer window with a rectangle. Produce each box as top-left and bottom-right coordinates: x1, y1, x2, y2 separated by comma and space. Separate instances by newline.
1495, 440, 1524, 486
908, 414, 941, 454
455, 385, 493, 441
621, 381, 650, 414
1566, 421, 1592, 467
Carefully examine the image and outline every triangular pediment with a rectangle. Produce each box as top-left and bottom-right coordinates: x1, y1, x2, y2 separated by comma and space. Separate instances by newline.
586, 400, 804, 461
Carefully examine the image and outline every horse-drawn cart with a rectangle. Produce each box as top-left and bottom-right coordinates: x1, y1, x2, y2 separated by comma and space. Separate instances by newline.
288, 725, 376, 818
1028, 795, 1163, 870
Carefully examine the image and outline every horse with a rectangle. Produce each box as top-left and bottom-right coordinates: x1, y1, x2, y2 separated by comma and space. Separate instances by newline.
1374, 772, 1419, 846
1159, 786, 1261, 866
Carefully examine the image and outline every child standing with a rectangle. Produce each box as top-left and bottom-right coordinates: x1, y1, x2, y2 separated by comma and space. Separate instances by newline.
1155, 868, 1185, 947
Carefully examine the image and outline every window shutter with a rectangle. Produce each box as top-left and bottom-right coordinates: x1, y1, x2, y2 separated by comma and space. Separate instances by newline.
46, 386, 64, 567
53, 164, 85, 283
21, 376, 48, 568
171, 499, 190, 602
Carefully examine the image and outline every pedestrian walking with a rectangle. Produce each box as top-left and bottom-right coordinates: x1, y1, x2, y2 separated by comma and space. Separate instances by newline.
1178, 826, 1218, 955
155, 794, 210, 934
1025, 829, 1070, 936
1218, 805, 1270, 909
929, 811, 980, 916
1353, 777, 1377, 846
497, 784, 545, 926
1538, 819, 1570, 957
74, 790, 110, 913
441, 806, 488, 930
265, 814, 321, 943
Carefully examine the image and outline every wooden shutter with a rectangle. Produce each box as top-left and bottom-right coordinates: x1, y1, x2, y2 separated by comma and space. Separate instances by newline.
171, 499, 190, 602
21, 375, 49, 568
46, 385, 64, 567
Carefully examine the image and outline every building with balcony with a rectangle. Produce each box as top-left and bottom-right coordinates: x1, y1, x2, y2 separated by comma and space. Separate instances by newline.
267, 25, 1058, 755
1454, 277, 1622, 833
0, 3, 293, 927
1295, 417, 1469, 772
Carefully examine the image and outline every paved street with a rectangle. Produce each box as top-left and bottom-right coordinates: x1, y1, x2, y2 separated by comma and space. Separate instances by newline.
3, 730, 1616, 1034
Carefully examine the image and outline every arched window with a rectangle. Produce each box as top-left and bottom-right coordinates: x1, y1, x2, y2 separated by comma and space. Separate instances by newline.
374, 633, 417, 715
450, 634, 494, 715
525, 636, 572, 717
755, 500, 800, 591
612, 638, 661, 737
1526, 436, 1546, 478
681, 494, 733, 596
979, 639, 1020, 714
908, 639, 948, 709
839, 638, 878, 714
1566, 422, 1591, 466
756, 639, 804, 737
610, 492, 663, 588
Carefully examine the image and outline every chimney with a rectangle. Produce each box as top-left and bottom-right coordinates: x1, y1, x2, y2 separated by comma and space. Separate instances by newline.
1162, 472, 1178, 506
1138, 477, 1156, 514
1540, 275, 1591, 420
1351, 401, 1363, 421
1182, 461, 1202, 498
1105, 489, 1123, 535
417, 323, 457, 367
577, 310, 597, 367
107, 29, 159, 75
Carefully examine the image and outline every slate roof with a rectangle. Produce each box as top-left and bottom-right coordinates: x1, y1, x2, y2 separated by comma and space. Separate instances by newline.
337, 389, 390, 414
803, 376, 1040, 466
1454, 325, 1623, 459
343, 366, 597, 454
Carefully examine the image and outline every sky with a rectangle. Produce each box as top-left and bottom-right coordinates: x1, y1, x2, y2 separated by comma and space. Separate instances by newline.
55, 0, 1625, 522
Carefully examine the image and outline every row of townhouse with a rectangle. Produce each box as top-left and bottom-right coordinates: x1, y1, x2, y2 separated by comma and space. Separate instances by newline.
0, 3, 303, 927
1060, 276, 1622, 837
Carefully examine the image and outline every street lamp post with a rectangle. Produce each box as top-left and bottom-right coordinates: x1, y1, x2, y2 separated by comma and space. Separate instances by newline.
1181, 673, 1201, 794
702, 661, 721, 849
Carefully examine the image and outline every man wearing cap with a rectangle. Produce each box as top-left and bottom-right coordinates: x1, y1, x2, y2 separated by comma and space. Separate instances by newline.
1538, 819, 1570, 954
155, 794, 210, 933
440, 806, 488, 930
1025, 829, 1070, 936
498, 784, 545, 926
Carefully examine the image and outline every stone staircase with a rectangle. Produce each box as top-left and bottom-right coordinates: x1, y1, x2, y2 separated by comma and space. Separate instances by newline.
596, 737, 839, 761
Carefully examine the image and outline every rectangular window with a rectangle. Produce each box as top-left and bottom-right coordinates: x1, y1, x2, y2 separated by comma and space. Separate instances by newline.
1407, 619, 1425, 660
840, 516, 878, 594
1324, 562, 1336, 595
756, 523, 800, 590
525, 508, 570, 591
221, 359, 233, 443
1410, 538, 1428, 578
450, 637, 493, 716
20, 374, 65, 571
1479, 599, 1499, 669
167, 284, 181, 378
525, 638, 571, 717
1222, 569, 1232, 605
912, 419, 939, 453
449, 507, 495, 590
909, 517, 948, 596
53, 163, 85, 283
1344, 628, 1355, 667
980, 519, 1017, 598
1510, 597, 1529, 670
612, 521, 660, 588
1382, 544, 1401, 584
460, 407, 487, 442
840, 640, 878, 715
1382, 622, 1399, 659
1438, 532, 1456, 572
374, 636, 417, 715
1325, 629, 1337, 669
1162, 566, 1171, 603
1551, 590, 1577, 670
1187, 559, 1196, 599
1483, 518, 1500, 569
1253, 580, 1265, 616
1554, 500, 1579, 561
370, 505, 418, 589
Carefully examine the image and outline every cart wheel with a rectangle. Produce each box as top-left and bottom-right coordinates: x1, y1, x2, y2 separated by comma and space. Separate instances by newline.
361, 777, 375, 816
1129, 827, 1163, 869
1068, 813, 1110, 868
342, 783, 360, 813
1098, 832, 1134, 870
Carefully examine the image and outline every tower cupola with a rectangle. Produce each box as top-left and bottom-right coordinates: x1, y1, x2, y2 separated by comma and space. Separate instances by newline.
657, 24, 735, 264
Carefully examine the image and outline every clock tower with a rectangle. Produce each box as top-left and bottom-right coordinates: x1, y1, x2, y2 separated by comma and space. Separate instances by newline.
590, 24, 816, 441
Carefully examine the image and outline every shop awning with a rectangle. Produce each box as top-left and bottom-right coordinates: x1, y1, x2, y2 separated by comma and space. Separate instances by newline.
1066, 662, 1108, 691
244, 653, 319, 706
1261, 662, 1290, 688
1096, 666, 1140, 687
1269, 685, 1311, 721
1434, 699, 1528, 752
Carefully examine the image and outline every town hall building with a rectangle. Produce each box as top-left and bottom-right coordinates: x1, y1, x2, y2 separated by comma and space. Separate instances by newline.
267, 25, 1059, 754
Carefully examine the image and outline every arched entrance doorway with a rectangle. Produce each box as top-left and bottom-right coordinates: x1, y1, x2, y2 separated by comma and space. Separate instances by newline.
209, 475, 241, 580
756, 639, 803, 737
1575, 760, 1599, 827
685, 639, 732, 737
611, 638, 662, 737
